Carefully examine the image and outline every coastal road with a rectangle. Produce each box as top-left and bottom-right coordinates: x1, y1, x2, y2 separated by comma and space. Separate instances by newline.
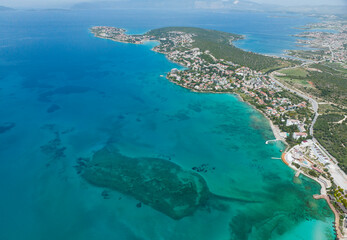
269, 71, 333, 159
268, 72, 318, 136
269, 71, 347, 190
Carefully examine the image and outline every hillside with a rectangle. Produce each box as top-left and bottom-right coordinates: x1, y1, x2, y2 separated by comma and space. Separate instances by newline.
147, 27, 295, 72
277, 62, 347, 106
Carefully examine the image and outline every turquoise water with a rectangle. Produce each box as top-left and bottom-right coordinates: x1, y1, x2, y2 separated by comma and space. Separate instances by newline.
0, 9, 334, 240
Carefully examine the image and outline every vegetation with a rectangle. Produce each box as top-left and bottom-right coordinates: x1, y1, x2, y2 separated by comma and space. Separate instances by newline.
318, 103, 346, 115
334, 187, 347, 209
147, 27, 295, 72
308, 169, 319, 178
278, 62, 347, 106
276, 89, 307, 105
314, 114, 347, 173
288, 49, 325, 61
292, 162, 301, 169
279, 67, 308, 78
309, 63, 347, 105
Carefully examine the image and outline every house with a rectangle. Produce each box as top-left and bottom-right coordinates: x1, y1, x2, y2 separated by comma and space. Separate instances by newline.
280, 132, 288, 138
293, 132, 308, 140
286, 119, 301, 126
297, 124, 306, 132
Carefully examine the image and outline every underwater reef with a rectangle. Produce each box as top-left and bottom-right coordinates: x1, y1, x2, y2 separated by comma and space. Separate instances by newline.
79, 147, 210, 219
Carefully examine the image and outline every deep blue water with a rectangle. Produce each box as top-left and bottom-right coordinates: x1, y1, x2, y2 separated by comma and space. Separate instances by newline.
0, 9, 334, 240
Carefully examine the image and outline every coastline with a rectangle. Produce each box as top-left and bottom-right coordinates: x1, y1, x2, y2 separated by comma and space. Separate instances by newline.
156, 38, 343, 239
166, 74, 286, 144
232, 92, 286, 143
284, 150, 344, 239
92, 28, 342, 238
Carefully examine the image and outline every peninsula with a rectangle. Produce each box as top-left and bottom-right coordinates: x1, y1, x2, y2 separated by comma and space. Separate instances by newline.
90, 25, 347, 238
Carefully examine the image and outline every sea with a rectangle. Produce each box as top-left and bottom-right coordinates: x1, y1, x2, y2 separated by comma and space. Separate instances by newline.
0, 9, 335, 240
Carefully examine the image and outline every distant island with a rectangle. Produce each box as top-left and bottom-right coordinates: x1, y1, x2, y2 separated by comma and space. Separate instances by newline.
0, 6, 14, 11
90, 25, 347, 238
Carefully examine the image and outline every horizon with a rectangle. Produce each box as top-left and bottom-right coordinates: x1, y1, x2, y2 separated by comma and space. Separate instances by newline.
1, 0, 346, 9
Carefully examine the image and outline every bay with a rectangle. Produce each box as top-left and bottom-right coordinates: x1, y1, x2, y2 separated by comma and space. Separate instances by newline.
0, 9, 334, 240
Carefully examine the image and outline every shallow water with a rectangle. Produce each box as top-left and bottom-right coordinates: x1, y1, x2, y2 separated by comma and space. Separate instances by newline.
0, 9, 334, 240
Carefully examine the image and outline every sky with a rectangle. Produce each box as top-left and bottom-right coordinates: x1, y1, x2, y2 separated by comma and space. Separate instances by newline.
251, 0, 345, 5
0, 0, 345, 9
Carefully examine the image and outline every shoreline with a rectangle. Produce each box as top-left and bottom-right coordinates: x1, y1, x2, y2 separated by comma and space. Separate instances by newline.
92, 28, 343, 238
232, 92, 286, 144
165, 71, 343, 238
165, 75, 287, 145
284, 150, 344, 239
160, 45, 343, 240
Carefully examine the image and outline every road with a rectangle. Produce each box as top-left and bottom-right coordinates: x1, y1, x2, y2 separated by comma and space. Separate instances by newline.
328, 45, 334, 60
269, 70, 338, 161
269, 68, 347, 190
268, 71, 318, 136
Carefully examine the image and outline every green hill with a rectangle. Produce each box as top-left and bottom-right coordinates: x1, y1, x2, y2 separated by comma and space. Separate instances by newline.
147, 27, 295, 72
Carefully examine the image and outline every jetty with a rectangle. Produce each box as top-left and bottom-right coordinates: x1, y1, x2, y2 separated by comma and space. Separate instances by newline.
265, 139, 280, 144
295, 171, 300, 177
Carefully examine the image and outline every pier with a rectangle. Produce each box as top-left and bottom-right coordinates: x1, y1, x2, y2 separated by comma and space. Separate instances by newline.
265, 139, 280, 144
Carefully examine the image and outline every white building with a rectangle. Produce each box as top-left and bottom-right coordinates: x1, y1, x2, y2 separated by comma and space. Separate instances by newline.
286, 119, 301, 126
293, 132, 308, 140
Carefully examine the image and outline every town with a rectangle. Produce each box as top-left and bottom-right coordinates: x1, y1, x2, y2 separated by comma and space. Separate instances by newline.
289, 19, 347, 63
151, 30, 312, 145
